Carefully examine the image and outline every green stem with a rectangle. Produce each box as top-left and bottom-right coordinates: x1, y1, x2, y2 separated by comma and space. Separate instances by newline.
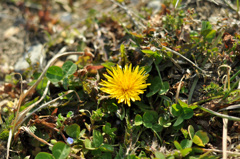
197, 105, 240, 121
190, 95, 223, 106
152, 129, 163, 145
154, 61, 164, 86
188, 77, 199, 104
230, 69, 240, 82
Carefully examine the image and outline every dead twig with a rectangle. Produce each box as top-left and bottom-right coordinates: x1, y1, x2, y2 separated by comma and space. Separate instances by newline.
175, 75, 185, 103
222, 112, 228, 159
160, 45, 208, 76
6, 52, 84, 159
21, 126, 53, 147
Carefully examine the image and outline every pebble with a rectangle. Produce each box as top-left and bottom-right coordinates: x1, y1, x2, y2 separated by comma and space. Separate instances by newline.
147, 0, 162, 14
14, 44, 45, 72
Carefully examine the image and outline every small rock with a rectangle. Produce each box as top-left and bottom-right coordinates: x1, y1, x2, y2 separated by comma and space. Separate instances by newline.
67, 55, 78, 62
204, 63, 212, 70
54, 60, 64, 67
14, 44, 45, 72
4, 26, 20, 39
60, 12, 73, 24
147, 0, 162, 14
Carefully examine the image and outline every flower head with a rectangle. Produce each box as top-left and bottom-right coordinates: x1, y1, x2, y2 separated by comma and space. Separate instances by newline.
99, 64, 150, 106
67, 137, 74, 145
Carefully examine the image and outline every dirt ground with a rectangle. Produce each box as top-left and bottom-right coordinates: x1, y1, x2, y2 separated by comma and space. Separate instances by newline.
0, 0, 239, 77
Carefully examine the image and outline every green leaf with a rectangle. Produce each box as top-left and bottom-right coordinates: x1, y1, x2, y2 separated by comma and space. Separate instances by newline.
147, 76, 162, 97
174, 140, 182, 150
173, 116, 184, 127
93, 130, 103, 147
65, 124, 80, 138
181, 128, 188, 139
205, 30, 216, 42
189, 105, 198, 110
28, 77, 48, 95
159, 81, 169, 95
52, 142, 71, 159
178, 100, 188, 108
155, 55, 162, 65
201, 21, 212, 30
182, 108, 194, 119
79, 129, 86, 138
138, 151, 147, 158
62, 61, 77, 76
180, 139, 192, 149
35, 152, 55, 159
201, 21, 212, 36
20, 97, 39, 112
127, 155, 139, 159
84, 138, 95, 150
105, 102, 118, 113
120, 43, 127, 64
154, 151, 165, 159
120, 43, 125, 54
192, 147, 204, 153
63, 77, 68, 90
116, 106, 125, 121
91, 149, 101, 156
115, 145, 124, 159
102, 123, 116, 135
180, 148, 192, 157
134, 114, 143, 126
142, 49, 159, 57
134, 102, 152, 111
46, 66, 63, 83
143, 111, 158, 128
142, 65, 152, 74
188, 125, 195, 140
66, 111, 74, 118
100, 152, 112, 159
158, 116, 165, 126
161, 95, 172, 107
192, 130, 209, 147
152, 124, 163, 132
99, 144, 114, 152
143, 122, 152, 128
190, 31, 199, 38
189, 156, 199, 159
101, 62, 115, 70
138, 151, 147, 157
171, 104, 183, 116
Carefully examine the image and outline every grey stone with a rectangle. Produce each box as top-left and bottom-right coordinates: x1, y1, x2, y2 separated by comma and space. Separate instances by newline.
14, 44, 45, 72
147, 0, 162, 14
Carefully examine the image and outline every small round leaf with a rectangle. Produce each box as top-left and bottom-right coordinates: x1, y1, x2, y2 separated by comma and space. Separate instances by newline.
65, 124, 80, 138
52, 142, 71, 159
171, 104, 183, 117
62, 61, 77, 76
134, 114, 143, 126
35, 152, 55, 159
46, 66, 63, 83
193, 130, 209, 147
92, 130, 103, 148
173, 116, 184, 127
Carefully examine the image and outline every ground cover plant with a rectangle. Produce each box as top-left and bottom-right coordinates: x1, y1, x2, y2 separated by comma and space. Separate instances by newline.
1, 0, 240, 158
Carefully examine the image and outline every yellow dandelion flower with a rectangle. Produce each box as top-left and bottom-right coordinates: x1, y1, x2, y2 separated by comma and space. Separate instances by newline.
99, 64, 150, 106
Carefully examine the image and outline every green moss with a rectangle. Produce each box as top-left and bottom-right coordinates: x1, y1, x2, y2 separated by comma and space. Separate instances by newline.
0, 129, 9, 141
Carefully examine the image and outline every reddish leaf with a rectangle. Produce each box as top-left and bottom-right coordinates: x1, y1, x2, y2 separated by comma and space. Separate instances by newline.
51, 108, 58, 115
222, 32, 234, 49
143, 28, 156, 35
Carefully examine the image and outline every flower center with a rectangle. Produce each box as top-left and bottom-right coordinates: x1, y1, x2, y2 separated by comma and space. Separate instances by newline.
121, 88, 129, 92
